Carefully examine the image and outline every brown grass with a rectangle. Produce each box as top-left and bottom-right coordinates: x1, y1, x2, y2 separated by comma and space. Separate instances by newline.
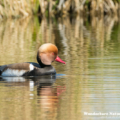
0, 0, 120, 18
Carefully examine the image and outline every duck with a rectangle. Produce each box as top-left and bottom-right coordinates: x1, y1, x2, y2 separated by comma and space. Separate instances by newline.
0, 43, 65, 77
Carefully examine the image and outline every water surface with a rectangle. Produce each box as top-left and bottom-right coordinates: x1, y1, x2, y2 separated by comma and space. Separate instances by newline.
0, 16, 120, 120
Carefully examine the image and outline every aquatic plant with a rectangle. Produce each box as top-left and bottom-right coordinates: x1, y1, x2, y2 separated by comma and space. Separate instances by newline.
0, 0, 120, 18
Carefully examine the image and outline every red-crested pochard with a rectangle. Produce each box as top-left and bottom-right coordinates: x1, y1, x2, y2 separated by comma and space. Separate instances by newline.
0, 43, 65, 77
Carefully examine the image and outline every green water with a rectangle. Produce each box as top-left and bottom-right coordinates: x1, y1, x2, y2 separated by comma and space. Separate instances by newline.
0, 16, 120, 120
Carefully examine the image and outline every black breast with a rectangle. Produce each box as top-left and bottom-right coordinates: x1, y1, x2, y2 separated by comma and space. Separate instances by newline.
23, 65, 56, 76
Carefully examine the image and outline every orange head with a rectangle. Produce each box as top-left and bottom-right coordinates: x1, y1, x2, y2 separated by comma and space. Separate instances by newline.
37, 43, 65, 65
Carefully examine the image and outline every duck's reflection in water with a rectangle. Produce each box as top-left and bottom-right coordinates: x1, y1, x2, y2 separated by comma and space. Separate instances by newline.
37, 83, 58, 118
0, 76, 66, 119
35, 76, 59, 118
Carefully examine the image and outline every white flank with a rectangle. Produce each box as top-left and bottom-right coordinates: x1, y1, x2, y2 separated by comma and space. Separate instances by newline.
1, 69, 26, 77
29, 64, 34, 70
